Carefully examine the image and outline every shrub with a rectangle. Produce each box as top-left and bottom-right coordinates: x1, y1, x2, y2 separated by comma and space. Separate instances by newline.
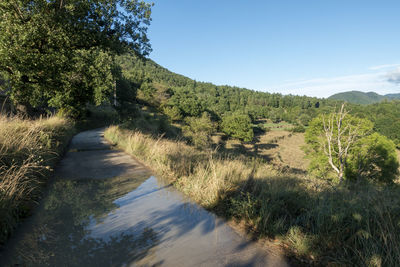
291, 125, 306, 133
182, 113, 216, 148
346, 133, 399, 183
221, 113, 254, 142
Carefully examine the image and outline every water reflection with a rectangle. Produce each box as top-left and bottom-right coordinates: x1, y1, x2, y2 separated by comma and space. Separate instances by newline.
1, 174, 161, 266
1, 175, 283, 267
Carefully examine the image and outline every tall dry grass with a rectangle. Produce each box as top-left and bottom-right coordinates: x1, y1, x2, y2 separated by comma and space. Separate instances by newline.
0, 115, 74, 245
105, 125, 271, 208
105, 125, 400, 266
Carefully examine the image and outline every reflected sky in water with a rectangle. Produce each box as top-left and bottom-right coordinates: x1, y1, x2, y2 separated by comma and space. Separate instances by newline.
1, 174, 284, 267
1, 173, 162, 266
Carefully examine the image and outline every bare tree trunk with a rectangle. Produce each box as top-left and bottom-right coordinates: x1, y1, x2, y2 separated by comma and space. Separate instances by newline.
323, 103, 351, 182
319, 103, 370, 182
339, 163, 344, 182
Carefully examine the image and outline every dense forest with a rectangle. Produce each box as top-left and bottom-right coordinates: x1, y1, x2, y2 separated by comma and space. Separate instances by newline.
351, 101, 400, 147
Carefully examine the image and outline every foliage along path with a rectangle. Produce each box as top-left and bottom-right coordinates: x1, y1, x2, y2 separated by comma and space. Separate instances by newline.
0, 128, 289, 266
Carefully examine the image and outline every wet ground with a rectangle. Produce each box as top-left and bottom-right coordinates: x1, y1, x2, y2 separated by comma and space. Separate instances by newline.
0, 129, 289, 266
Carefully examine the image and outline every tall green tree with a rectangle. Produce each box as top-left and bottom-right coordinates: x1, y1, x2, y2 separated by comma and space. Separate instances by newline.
0, 0, 152, 117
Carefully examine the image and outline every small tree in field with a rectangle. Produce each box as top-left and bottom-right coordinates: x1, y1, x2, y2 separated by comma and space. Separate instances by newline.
183, 112, 216, 148
221, 113, 254, 142
305, 104, 373, 182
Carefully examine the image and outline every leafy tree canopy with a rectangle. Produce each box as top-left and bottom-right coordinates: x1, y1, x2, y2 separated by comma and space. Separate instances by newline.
221, 113, 254, 142
346, 133, 399, 183
167, 88, 204, 117
163, 106, 182, 122
182, 112, 216, 148
0, 0, 152, 117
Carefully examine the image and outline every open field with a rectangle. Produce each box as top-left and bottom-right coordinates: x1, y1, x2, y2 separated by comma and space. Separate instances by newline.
105, 125, 400, 266
261, 121, 295, 131
221, 130, 309, 173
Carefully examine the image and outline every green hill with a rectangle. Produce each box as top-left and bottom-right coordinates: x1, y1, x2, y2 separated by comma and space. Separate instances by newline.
385, 93, 400, 99
328, 91, 386, 104
328, 91, 400, 104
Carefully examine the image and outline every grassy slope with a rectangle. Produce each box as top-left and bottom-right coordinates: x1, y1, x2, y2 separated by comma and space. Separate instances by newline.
0, 116, 75, 245
105, 125, 400, 266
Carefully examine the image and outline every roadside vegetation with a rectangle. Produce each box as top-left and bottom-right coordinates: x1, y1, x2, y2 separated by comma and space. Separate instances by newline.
0, 0, 151, 247
0, 115, 75, 245
105, 105, 400, 266
0, 105, 119, 247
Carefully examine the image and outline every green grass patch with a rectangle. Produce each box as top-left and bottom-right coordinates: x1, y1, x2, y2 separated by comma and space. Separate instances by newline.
262, 121, 294, 131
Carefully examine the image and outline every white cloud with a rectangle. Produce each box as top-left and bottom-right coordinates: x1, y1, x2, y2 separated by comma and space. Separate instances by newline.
369, 63, 400, 70
387, 67, 400, 84
263, 67, 400, 98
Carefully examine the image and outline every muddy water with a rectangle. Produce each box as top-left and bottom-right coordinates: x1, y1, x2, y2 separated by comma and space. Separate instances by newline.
0, 129, 288, 266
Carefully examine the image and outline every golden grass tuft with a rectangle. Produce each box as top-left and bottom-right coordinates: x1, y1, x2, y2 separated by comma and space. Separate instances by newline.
0, 115, 75, 245
105, 125, 276, 208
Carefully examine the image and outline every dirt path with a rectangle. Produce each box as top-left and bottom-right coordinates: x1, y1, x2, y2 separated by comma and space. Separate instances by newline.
1, 128, 290, 266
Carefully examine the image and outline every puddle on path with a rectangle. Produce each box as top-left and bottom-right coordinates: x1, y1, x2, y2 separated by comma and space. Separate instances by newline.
1, 173, 153, 266
0, 173, 284, 266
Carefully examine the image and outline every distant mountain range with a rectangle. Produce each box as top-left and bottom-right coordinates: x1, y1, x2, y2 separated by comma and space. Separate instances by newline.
328, 91, 400, 104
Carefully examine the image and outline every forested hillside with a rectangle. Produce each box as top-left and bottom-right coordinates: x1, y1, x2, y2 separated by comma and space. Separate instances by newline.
109, 52, 400, 265
352, 101, 400, 147
329, 90, 400, 104
117, 53, 339, 127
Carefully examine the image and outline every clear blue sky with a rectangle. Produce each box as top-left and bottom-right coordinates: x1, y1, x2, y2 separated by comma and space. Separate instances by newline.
147, 0, 400, 97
